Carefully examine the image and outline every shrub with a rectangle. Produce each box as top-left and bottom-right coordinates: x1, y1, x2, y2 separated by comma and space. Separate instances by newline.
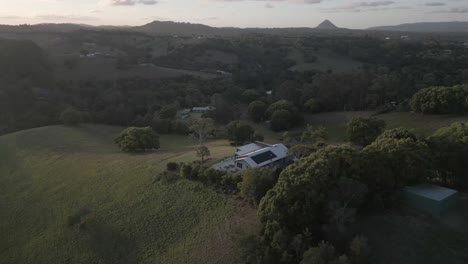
166, 162, 179, 172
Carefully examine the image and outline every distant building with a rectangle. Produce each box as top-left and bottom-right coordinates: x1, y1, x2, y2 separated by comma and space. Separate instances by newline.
213, 142, 290, 172
177, 109, 192, 120
192, 106, 215, 113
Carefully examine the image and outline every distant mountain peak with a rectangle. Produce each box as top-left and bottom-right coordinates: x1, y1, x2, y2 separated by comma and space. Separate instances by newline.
316, 20, 338, 30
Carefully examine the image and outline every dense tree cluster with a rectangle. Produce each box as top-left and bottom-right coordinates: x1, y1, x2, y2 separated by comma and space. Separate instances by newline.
258, 146, 368, 263
255, 123, 466, 263
427, 122, 468, 188
115, 127, 160, 152
267, 100, 304, 131
410, 84, 468, 114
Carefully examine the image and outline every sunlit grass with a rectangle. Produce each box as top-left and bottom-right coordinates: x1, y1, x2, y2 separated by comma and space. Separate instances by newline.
0, 124, 258, 264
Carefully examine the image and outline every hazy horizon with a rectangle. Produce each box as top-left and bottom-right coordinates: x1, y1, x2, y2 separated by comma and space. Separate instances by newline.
1, 0, 468, 29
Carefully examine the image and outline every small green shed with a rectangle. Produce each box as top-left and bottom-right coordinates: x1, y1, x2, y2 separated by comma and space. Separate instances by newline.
404, 184, 459, 217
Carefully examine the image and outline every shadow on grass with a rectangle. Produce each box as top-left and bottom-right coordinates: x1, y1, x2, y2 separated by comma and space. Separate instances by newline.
85, 221, 137, 264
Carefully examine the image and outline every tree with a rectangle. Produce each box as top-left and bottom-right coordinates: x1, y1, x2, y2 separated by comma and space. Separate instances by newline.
300, 241, 350, 264
362, 131, 430, 207
290, 142, 328, 158
304, 98, 321, 113
258, 146, 365, 261
60, 108, 82, 126
376, 127, 417, 141
248, 100, 268, 122
204, 93, 237, 124
196, 145, 211, 163
346, 117, 385, 146
410, 85, 468, 114
282, 131, 293, 144
252, 131, 265, 142
115, 127, 160, 152
242, 89, 261, 103
189, 118, 215, 145
427, 122, 468, 188
349, 236, 371, 264
270, 109, 293, 132
301, 125, 328, 143
158, 105, 177, 119
226, 120, 254, 144
266, 100, 297, 118
239, 168, 278, 205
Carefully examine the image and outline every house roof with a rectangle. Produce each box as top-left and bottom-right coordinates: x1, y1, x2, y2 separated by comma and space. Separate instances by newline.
405, 184, 458, 202
236, 143, 265, 156
251, 151, 277, 164
235, 143, 288, 168
192, 106, 213, 111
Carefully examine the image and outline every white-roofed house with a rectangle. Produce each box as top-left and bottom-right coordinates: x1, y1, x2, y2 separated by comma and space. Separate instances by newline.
213, 142, 290, 172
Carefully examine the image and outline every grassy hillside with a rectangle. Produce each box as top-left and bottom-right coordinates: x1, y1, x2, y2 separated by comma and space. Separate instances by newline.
0, 125, 258, 264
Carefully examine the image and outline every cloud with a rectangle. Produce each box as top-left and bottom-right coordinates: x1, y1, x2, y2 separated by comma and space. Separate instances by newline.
110, 0, 157, 6
324, 1, 406, 12
193, 16, 219, 21
211, 0, 323, 4
353, 1, 395, 7
36, 14, 100, 21
425, 2, 445, 6
428, 7, 468, 13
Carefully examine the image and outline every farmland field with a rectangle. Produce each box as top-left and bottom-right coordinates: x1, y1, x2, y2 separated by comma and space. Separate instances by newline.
0, 125, 258, 264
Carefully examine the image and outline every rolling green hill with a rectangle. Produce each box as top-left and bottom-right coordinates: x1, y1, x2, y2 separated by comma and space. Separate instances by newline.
0, 125, 258, 264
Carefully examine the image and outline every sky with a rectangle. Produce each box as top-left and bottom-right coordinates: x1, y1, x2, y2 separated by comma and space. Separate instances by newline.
0, 0, 467, 29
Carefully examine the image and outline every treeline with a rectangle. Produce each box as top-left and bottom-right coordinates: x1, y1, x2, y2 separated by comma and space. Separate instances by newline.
2, 33, 468, 135
153, 35, 468, 110
0, 38, 55, 134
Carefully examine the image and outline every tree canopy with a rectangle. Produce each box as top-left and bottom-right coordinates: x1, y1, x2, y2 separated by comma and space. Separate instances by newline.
410, 84, 468, 114
427, 122, 468, 188
248, 100, 268, 122
258, 146, 366, 262
346, 117, 386, 146
115, 127, 160, 152
226, 120, 254, 144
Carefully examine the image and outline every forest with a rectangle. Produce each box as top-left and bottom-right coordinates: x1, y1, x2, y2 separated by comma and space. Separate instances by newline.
1, 32, 468, 135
